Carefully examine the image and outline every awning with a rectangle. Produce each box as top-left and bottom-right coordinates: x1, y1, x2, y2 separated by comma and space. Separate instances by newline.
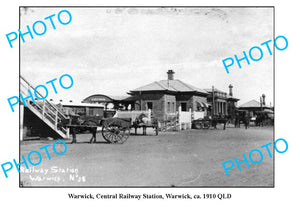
201, 102, 209, 108
263, 109, 274, 113
196, 101, 209, 108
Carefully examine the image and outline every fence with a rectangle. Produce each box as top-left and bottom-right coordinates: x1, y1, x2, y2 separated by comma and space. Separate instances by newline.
20, 76, 69, 140
114, 108, 206, 132
178, 107, 191, 130
114, 109, 151, 122
193, 111, 205, 120
177, 107, 206, 130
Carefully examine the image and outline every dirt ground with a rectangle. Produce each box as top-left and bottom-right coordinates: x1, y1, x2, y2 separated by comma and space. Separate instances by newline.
20, 125, 274, 187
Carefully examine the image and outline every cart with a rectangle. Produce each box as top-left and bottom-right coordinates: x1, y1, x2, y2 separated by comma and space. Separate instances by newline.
192, 116, 228, 130
113, 110, 158, 136
192, 117, 211, 129
62, 110, 158, 144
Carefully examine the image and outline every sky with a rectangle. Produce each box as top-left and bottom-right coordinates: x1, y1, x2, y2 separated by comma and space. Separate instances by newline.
20, 7, 274, 106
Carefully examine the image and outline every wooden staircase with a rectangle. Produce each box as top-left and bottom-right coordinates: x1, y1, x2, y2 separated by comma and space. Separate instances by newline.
20, 76, 69, 139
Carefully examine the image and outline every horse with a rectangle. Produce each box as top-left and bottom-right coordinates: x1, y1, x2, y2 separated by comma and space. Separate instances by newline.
234, 111, 250, 129
211, 115, 229, 130
69, 126, 97, 143
255, 112, 267, 127
240, 116, 250, 129
133, 113, 149, 135
59, 115, 98, 143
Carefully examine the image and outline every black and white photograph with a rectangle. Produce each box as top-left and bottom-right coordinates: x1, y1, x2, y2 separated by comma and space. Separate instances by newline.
2, 0, 300, 212
19, 7, 274, 187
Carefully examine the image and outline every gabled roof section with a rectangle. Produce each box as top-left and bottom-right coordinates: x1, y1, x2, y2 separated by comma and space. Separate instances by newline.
239, 100, 261, 108
130, 81, 176, 92
130, 79, 208, 95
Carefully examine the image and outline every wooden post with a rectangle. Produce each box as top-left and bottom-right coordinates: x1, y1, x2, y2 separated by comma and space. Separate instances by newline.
212, 86, 215, 116
139, 91, 142, 110
66, 128, 70, 139
189, 108, 192, 129
54, 110, 58, 130
42, 100, 45, 119
191, 109, 194, 121
20, 104, 24, 141
178, 105, 182, 130
148, 109, 151, 121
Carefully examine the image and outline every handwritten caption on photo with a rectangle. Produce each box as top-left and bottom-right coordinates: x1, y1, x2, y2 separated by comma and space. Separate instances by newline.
1, 140, 67, 178
20, 166, 86, 184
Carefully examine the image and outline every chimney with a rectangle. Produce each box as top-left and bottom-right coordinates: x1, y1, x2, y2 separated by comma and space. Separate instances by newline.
262, 94, 266, 106
229, 84, 233, 96
167, 70, 175, 80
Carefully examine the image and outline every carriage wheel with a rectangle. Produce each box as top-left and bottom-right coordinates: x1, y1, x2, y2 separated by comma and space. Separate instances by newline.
194, 122, 202, 129
102, 125, 130, 144
203, 121, 210, 129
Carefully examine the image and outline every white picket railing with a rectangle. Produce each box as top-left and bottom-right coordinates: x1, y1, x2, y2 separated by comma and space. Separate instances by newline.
113, 109, 152, 124
193, 111, 205, 120
178, 107, 207, 130
20, 76, 69, 139
178, 107, 191, 130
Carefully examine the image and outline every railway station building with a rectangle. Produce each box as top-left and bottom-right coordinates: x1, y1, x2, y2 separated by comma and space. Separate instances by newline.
128, 70, 209, 120
205, 84, 239, 117
20, 70, 240, 140
125, 70, 239, 120
238, 94, 273, 117
79, 70, 240, 121
81, 94, 135, 112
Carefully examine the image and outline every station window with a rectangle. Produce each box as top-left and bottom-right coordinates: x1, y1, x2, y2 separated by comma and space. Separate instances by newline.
147, 102, 153, 110
181, 102, 187, 111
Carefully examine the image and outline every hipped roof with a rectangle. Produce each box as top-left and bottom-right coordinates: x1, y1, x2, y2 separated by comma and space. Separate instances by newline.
239, 100, 263, 108
130, 79, 208, 95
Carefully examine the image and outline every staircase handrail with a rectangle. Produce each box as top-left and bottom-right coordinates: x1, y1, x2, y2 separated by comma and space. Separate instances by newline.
20, 75, 67, 120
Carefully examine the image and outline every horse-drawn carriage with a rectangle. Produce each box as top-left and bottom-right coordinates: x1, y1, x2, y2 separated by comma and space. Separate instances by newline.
60, 109, 158, 144
253, 110, 274, 126
192, 109, 252, 130
192, 115, 228, 130
234, 110, 251, 129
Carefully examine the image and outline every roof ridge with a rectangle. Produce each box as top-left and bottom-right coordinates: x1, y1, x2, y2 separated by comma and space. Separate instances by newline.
239, 99, 260, 107
177, 79, 208, 94
158, 80, 179, 91
167, 80, 179, 91
155, 81, 168, 90
176, 79, 195, 91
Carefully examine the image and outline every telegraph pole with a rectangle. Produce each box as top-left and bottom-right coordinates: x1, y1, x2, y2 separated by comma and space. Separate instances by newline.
212, 86, 215, 116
